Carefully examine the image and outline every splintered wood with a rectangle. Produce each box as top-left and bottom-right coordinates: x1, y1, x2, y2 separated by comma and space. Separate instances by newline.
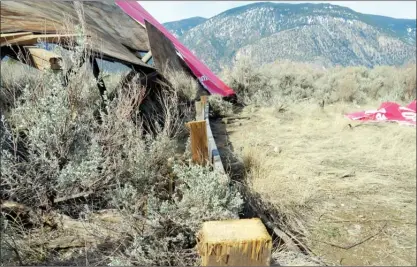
187, 120, 209, 166
198, 218, 272, 266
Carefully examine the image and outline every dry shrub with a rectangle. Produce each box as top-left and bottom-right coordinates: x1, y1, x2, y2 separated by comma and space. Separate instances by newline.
0, 3, 243, 265
221, 57, 274, 106
208, 94, 234, 117
223, 57, 416, 106
163, 69, 200, 101
113, 164, 243, 266
0, 59, 41, 113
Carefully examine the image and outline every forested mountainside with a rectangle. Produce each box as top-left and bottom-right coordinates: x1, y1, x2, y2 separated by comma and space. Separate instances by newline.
163, 2, 416, 72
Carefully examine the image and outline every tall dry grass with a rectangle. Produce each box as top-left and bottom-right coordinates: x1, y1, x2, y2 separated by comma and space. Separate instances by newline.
220, 57, 416, 265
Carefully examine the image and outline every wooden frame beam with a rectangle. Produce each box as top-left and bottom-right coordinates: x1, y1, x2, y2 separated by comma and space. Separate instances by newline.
1, 33, 82, 47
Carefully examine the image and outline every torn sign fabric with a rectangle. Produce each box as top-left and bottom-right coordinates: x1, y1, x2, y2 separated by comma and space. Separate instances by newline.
345, 100, 416, 126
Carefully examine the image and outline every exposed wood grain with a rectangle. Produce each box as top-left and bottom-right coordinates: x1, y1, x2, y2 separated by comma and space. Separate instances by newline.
187, 120, 209, 166
145, 20, 187, 73
26, 46, 62, 70
1, 33, 80, 47
192, 98, 225, 172
195, 101, 203, 121
1, 1, 153, 69
0, 32, 32, 44
201, 95, 208, 107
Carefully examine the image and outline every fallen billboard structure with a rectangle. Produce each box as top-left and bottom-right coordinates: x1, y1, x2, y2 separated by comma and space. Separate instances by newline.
0, 0, 235, 98
345, 100, 416, 126
115, 1, 235, 97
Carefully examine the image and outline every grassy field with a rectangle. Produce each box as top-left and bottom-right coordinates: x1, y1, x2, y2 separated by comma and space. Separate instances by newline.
222, 101, 416, 265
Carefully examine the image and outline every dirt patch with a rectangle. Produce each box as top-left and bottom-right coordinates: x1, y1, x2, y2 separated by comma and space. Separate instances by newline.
217, 101, 416, 265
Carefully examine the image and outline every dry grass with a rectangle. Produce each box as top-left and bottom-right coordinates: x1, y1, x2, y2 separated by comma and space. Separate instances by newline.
227, 100, 416, 265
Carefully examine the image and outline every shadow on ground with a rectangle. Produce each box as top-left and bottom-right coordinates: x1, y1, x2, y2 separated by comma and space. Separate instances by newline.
209, 102, 324, 266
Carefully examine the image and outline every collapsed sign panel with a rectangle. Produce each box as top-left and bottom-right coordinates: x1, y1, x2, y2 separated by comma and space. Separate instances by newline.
345, 100, 416, 126
115, 1, 235, 97
1, 1, 154, 69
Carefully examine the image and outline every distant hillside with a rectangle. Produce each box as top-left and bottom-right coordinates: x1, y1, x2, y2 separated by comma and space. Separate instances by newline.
163, 16, 207, 38
164, 2, 416, 72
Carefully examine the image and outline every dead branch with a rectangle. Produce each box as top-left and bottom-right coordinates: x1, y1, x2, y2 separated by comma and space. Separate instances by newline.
53, 190, 94, 204
314, 222, 387, 250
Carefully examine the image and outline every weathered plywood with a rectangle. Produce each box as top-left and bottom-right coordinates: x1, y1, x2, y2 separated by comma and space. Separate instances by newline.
0, 1, 153, 69
144, 20, 186, 73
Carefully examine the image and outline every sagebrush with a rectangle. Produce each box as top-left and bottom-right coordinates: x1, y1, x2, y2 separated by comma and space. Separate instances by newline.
221, 57, 416, 106
0, 9, 242, 266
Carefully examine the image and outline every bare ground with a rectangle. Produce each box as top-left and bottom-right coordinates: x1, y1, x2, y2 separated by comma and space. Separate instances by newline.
217, 101, 416, 266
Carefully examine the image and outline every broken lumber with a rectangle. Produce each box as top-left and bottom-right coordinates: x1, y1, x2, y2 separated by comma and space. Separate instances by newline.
1, 33, 81, 47
0, 32, 33, 45
25, 46, 62, 70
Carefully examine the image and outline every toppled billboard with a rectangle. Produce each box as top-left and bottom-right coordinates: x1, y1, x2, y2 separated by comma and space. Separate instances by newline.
115, 1, 235, 97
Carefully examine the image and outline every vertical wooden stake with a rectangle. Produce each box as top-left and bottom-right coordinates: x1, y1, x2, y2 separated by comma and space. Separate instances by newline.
195, 101, 203, 121
187, 120, 209, 166
200, 95, 208, 119
90, 56, 107, 97
201, 95, 208, 107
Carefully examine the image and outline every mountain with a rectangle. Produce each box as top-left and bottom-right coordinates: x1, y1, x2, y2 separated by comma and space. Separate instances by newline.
164, 2, 416, 72
163, 16, 207, 38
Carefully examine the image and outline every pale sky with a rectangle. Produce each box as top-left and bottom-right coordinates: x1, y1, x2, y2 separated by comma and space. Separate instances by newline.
139, 1, 417, 23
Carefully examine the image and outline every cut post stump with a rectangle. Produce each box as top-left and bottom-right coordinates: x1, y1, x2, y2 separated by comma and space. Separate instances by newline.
197, 218, 272, 266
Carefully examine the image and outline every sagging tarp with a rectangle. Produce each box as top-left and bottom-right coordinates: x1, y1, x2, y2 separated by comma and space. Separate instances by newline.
345, 100, 416, 126
115, 1, 235, 97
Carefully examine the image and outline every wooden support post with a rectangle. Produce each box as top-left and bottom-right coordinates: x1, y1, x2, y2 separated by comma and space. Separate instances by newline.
201, 95, 208, 108
195, 101, 203, 121
89, 56, 107, 97
1, 33, 81, 47
187, 120, 209, 166
0, 32, 32, 46
197, 218, 272, 266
